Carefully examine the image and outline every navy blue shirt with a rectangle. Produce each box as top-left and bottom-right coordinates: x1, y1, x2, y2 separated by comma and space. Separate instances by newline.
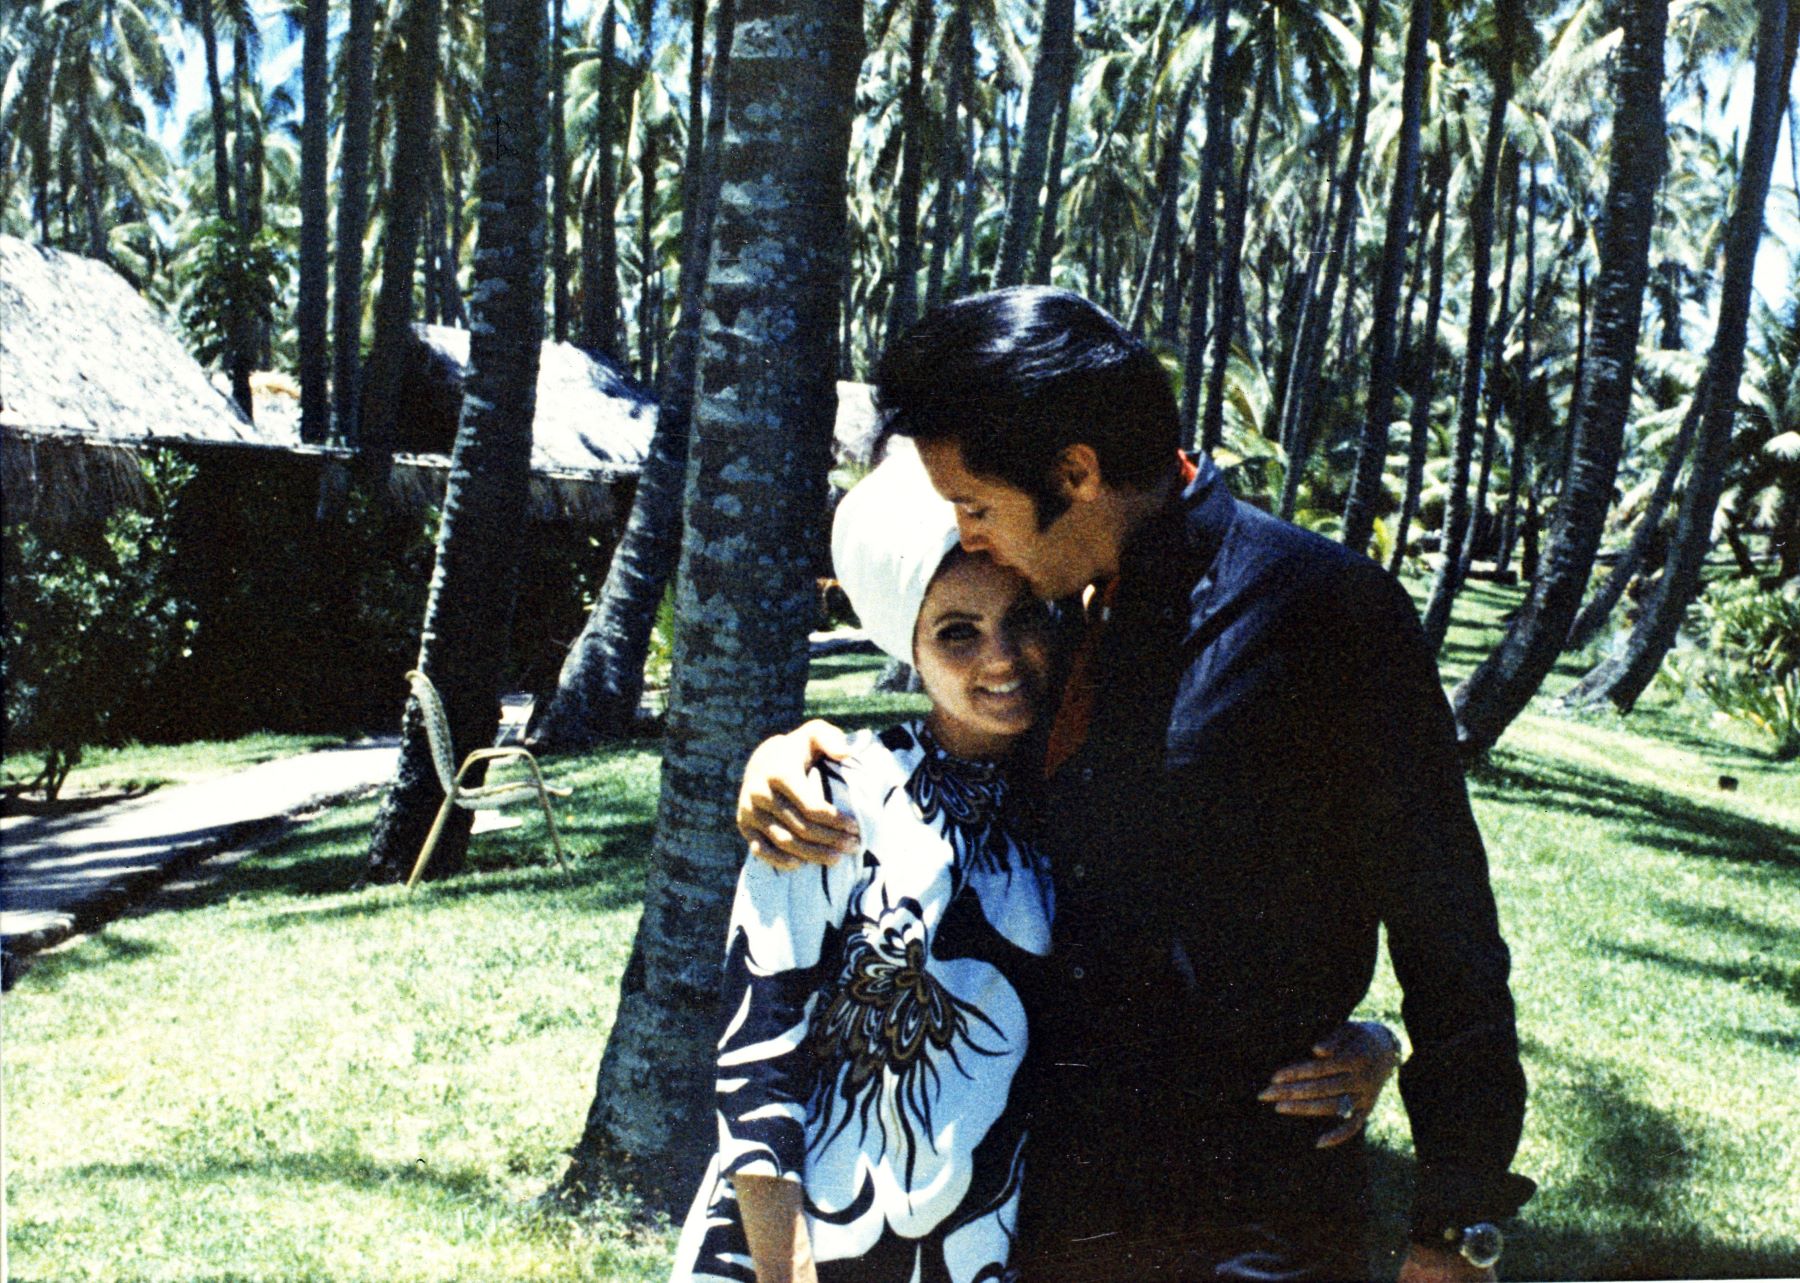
1017, 458, 1531, 1254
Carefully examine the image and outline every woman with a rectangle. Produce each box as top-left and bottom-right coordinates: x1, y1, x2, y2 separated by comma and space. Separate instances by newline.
671, 450, 1396, 1283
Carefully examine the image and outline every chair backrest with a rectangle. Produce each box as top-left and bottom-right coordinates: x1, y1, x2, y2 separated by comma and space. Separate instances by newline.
406, 669, 459, 794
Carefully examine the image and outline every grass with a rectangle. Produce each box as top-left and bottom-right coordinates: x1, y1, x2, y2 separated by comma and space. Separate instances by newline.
1, 733, 343, 801
5, 601, 1798, 1281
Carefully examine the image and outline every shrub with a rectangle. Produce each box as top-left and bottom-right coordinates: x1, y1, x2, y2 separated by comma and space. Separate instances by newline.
1662, 578, 1800, 760
2, 452, 198, 798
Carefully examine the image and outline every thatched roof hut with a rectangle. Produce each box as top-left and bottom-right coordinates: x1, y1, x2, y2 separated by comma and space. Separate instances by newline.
2, 238, 880, 529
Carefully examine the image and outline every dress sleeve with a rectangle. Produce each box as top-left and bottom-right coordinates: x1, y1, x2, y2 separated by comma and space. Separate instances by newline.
713, 761, 864, 1184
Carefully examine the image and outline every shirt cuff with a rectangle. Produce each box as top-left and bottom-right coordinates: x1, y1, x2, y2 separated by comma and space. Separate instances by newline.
1408, 1165, 1536, 1243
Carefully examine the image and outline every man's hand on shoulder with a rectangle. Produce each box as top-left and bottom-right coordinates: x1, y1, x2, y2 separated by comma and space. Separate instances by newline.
736, 720, 861, 870
1398, 1243, 1497, 1283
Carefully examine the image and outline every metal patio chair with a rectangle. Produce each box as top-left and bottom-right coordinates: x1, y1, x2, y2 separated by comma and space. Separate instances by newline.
404, 669, 572, 889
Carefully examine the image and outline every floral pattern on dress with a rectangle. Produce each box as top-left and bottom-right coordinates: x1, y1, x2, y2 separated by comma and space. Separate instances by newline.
671, 722, 1052, 1283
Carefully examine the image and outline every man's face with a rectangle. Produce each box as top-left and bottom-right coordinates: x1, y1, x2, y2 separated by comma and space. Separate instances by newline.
914, 439, 1099, 600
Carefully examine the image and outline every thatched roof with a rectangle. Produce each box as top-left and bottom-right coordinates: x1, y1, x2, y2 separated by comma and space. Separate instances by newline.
0, 236, 264, 442
1, 237, 881, 527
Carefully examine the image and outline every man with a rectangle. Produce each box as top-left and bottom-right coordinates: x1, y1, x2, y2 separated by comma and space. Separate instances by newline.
739, 288, 1531, 1281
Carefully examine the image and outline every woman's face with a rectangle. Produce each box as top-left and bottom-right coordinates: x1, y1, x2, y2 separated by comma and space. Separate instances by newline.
913, 551, 1055, 760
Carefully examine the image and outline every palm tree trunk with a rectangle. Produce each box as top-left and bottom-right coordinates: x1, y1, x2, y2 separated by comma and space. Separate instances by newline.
636, 0, 659, 385
954, 51, 980, 296
1129, 73, 1201, 337
1341, 0, 1432, 554
1459, 153, 1521, 582
1201, 19, 1272, 454
1031, 84, 1070, 286
1564, 371, 1708, 649
297, 0, 331, 444
198, 0, 233, 226
364, 0, 548, 884
529, 0, 737, 750
1560, 0, 1794, 713
551, 0, 570, 343
563, 0, 861, 1211
925, 1, 969, 308
581, 0, 624, 359
358, 0, 444, 474
1278, 0, 1379, 516
445, 99, 467, 326
885, 0, 934, 341
333, 0, 378, 438
1450, 0, 1671, 752
1391, 138, 1451, 575
1496, 164, 1541, 575
992, 0, 1073, 288
1178, 0, 1236, 437
1420, 0, 1522, 650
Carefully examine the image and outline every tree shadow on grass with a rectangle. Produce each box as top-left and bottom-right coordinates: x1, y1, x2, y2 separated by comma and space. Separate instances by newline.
13, 931, 163, 989
1600, 940, 1800, 1011
1466, 749, 1798, 874
1363, 1045, 1800, 1280
66, 1146, 497, 1201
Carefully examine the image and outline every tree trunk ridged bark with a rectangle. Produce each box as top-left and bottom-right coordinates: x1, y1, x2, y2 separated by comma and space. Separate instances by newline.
1031, 86, 1070, 286
1451, 0, 1671, 751
582, 0, 625, 360
927, 0, 969, 306
1391, 138, 1451, 575
1459, 153, 1521, 583
552, 0, 570, 342
1201, 21, 1271, 455
359, 0, 444, 473
1420, 0, 1522, 649
1130, 73, 1201, 338
1278, 0, 1378, 519
298, 0, 331, 444
885, 0, 934, 341
364, 0, 549, 884
530, 0, 738, 750
565, 0, 861, 1210
1560, 0, 1795, 713
1340, 0, 1432, 554
1563, 372, 1708, 649
334, 0, 378, 438
1496, 165, 1541, 575
1178, 0, 1235, 442
992, 0, 1074, 289
637, 0, 660, 385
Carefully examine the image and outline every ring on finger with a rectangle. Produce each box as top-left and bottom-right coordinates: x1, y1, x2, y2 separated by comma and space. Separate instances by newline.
1336, 1093, 1356, 1120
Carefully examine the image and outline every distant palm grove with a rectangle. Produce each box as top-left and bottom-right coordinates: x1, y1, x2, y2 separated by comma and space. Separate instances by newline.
4, 0, 1797, 772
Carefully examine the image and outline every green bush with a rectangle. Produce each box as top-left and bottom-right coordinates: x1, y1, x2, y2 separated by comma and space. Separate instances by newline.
2, 452, 199, 798
1663, 578, 1800, 760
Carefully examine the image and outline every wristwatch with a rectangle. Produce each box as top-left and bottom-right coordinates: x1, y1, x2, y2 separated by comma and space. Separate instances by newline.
1438, 1221, 1504, 1270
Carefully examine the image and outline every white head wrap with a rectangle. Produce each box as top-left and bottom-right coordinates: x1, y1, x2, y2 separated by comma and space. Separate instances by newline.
831, 440, 962, 666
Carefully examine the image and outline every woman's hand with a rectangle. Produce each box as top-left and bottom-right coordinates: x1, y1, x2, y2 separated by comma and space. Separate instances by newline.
734, 720, 860, 870
734, 1174, 818, 1283
1257, 1020, 1401, 1148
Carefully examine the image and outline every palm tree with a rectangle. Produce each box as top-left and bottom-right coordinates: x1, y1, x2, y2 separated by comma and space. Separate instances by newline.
563, 0, 862, 1209
529, 0, 739, 749
296, 0, 330, 444
551, 0, 570, 343
884, 0, 934, 340
1420, 0, 1525, 649
1277, 0, 1379, 522
1390, 130, 1451, 571
333, 0, 379, 438
1561, 0, 1796, 713
577, 0, 625, 359
1452, 0, 1672, 753
992, 0, 1073, 288
1340, 0, 1433, 555
364, 0, 549, 884
358, 0, 444, 468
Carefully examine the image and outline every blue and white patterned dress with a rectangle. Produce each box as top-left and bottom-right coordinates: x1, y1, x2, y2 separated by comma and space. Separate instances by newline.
672, 721, 1054, 1283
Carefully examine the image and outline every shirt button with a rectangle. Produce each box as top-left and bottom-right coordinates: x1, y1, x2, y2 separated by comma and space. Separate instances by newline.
1079, 767, 1094, 782
1072, 863, 1087, 880
1071, 966, 1086, 980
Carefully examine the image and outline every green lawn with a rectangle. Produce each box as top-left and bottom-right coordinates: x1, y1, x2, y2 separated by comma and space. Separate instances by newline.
6, 597, 1797, 1281
2, 732, 344, 801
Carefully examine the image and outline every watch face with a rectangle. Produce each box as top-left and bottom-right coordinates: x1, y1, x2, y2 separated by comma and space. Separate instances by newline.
1461, 1222, 1504, 1270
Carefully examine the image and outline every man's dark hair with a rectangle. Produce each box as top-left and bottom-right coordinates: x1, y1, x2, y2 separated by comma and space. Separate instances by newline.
873, 287, 1181, 526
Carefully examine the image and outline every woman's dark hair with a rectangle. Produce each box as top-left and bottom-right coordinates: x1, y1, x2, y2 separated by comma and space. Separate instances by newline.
873, 287, 1181, 526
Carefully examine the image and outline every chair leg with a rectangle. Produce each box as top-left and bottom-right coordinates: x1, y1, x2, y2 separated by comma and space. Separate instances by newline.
520, 758, 574, 883
407, 792, 459, 890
